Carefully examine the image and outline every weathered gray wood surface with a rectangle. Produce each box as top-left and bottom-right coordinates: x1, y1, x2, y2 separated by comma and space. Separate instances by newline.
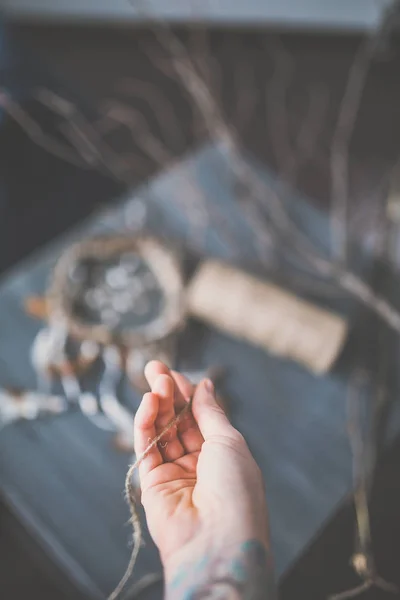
0, 145, 397, 599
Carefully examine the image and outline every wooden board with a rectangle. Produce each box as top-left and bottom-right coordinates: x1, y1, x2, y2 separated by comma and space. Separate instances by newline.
0, 144, 398, 599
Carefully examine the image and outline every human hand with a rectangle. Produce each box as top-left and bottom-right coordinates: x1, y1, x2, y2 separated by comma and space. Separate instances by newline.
134, 361, 275, 598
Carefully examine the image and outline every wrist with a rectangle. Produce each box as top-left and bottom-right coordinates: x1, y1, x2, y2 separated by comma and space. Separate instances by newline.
164, 538, 276, 600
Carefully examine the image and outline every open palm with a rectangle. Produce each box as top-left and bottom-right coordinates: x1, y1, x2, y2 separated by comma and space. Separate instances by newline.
134, 362, 205, 559
134, 360, 270, 571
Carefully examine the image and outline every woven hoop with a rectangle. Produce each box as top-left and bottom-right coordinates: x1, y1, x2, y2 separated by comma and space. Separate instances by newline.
47, 235, 186, 347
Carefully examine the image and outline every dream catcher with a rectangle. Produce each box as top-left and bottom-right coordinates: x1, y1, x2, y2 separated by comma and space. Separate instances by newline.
0, 234, 224, 454
29, 235, 182, 443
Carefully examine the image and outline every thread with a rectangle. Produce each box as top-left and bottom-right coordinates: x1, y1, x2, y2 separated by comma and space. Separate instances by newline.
187, 261, 348, 374
108, 398, 193, 600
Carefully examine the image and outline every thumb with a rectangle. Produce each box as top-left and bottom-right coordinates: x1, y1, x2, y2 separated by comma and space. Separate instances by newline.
191, 379, 234, 440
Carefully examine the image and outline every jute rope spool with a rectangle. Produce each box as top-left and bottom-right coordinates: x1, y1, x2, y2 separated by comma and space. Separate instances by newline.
186, 261, 348, 374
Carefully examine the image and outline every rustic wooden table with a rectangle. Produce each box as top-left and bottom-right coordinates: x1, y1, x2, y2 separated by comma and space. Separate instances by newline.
0, 144, 398, 599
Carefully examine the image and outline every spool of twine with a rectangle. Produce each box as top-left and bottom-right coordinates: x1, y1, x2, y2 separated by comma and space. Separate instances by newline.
186, 261, 348, 374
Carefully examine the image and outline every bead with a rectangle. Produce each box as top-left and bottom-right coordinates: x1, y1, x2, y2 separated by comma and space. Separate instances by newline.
106, 266, 129, 289
112, 292, 133, 314
80, 340, 100, 360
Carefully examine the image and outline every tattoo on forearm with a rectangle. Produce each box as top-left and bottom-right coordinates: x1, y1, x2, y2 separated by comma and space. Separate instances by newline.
168, 539, 277, 599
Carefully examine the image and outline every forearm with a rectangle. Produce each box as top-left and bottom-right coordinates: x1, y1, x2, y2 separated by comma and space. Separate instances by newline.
164, 539, 277, 600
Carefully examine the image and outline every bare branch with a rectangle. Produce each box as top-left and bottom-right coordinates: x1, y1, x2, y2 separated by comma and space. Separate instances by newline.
234, 57, 258, 138
99, 99, 221, 246
116, 78, 186, 153
34, 88, 133, 183
346, 371, 372, 566
329, 1, 400, 264
266, 70, 329, 187
337, 270, 400, 332
99, 99, 173, 167
129, 11, 330, 272
329, 580, 371, 600
295, 85, 329, 166
189, 24, 213, 88
330, 39, 376, 265
265, 38, 296, 174
329, 368, 398, 599
0, 90, 91, 168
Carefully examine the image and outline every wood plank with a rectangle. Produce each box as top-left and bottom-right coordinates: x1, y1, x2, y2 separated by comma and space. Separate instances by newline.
0, 143, 398, 598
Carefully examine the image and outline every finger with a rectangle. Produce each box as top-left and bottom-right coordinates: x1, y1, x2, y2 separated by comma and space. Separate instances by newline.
145, 361, 191, 410
144, 361, 182, 406
145, 360, 170, 382
152, 374, 185, 461
192, 379, 237, 441
145, 361, 204, 453
134, 392, 163, 478
170, 370, 194, 406
170, 371, 204, 453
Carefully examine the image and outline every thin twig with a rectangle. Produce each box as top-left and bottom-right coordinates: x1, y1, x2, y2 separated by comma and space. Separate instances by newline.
35, 88, 133, 183
329, 581, 371, 600
0, 90, 91, 168
329, 1, 399, 265
330, 39, 376, 265
265, 38, 296, 175
99, 99, 215, 245
122, 572, 163, 600
133, 5, 339, 272
100, 93, 236, 254
116, 78, 186, 153
265, 38, 328, 184
295, 85, 329, 169
234, 56, 258, 138
100, 99, 172, 167
347, 371, 373, 572
329, 369, 397, 599
132, 10, 329, 270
